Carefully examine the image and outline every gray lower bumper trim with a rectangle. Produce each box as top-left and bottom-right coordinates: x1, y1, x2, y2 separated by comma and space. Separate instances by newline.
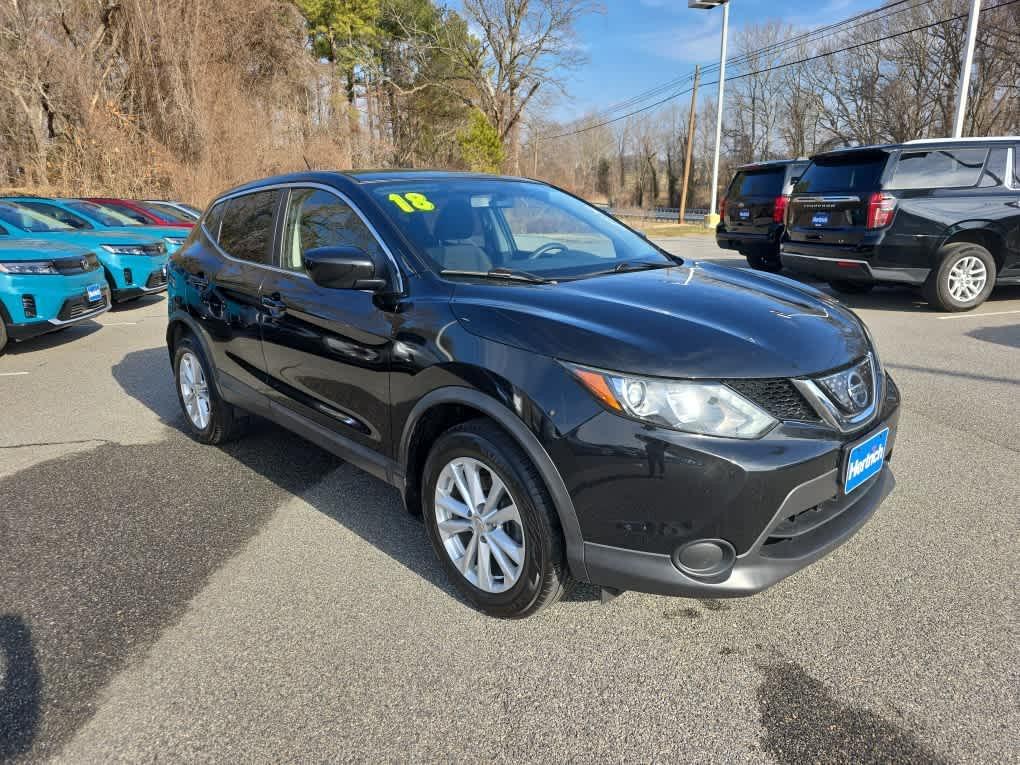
583, 466, 895, 598
781, 252, 929, 285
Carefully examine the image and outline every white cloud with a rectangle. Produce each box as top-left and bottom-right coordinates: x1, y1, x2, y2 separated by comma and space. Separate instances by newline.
634, 14, 725, 64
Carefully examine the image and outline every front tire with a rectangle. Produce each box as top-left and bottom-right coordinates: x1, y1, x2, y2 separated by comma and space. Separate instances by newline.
173, 335, 246, 444
422, 419, 572, 618
923, 242, 996, 312
0, 318, 8, 356
828, 280, 874, 295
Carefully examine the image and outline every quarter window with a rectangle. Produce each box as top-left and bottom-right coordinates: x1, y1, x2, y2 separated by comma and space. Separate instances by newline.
281, 189, 383, 272
203, 200, 226, 242
218, 191, 278, 265
889, 148, 988, 190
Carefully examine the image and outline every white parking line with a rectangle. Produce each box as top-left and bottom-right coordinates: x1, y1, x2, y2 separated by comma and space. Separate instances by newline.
102, 321, 138, 326
0, 371, 30, 377
936, 309, 1020, 320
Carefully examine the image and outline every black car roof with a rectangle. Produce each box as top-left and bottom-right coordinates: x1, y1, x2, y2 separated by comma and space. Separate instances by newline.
219, 169, 539, 201
735, 159, 809, 171
812, 136, 1020, 161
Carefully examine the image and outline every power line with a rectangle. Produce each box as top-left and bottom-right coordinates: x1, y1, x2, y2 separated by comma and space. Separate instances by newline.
537, 0, 1018, 142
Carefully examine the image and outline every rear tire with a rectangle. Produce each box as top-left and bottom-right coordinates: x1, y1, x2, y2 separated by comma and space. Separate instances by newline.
922, 242, 996, 312
828, 280, 874, 295
422, 419, 572, 618
173, 335, 247, 444
745, 247, 782, 273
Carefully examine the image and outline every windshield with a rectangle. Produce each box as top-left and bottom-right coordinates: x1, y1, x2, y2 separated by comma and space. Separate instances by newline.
139, 202, 193, 222
795, 153, 888, 194
370, 179, 674, 279
0, 202, 74, 232
67, 200, 141, 227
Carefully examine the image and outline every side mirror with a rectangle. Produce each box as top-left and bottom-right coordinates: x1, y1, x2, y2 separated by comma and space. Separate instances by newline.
303, 245, 387, 291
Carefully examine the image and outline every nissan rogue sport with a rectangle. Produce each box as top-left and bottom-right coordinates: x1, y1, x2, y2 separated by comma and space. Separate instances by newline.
166, 171, 900, 618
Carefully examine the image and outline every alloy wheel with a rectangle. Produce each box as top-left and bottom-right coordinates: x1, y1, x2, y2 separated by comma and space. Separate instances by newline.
178, 351, 211, 430
434, 457, 526, 593
947, 255, 987, 303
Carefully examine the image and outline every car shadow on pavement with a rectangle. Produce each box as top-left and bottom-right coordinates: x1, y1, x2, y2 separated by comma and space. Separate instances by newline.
967, 324, 1020, 350
0, 614, 41, 760
4, 322, 103, 355
111, 347, 601, 608
109, 294, 165, 313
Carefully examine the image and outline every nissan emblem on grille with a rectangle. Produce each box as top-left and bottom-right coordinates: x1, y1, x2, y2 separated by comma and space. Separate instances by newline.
847, 371, 869, 410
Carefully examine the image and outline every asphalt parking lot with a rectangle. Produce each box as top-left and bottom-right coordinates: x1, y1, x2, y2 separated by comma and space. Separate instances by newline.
2, 234, 1018, 763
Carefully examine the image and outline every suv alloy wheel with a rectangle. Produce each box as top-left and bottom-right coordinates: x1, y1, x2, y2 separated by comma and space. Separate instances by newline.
924, 242, 996, 312
422, 420, 572, 618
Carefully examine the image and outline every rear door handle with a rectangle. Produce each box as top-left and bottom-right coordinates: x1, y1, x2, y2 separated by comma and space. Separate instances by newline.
261, 295, 286, 318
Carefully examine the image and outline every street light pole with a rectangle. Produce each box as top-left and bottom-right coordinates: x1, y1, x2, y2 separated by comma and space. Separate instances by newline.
689, 0, 730, 228
709, 1, 729, 227
953, 0, 981, 138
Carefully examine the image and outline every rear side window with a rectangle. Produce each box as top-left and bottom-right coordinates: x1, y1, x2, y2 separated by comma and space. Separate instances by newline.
727, 170, 785, 198
218, 191, 278, 265
889, 148, 988, 190
203, 200, 226, 242
795, 155, 888, 194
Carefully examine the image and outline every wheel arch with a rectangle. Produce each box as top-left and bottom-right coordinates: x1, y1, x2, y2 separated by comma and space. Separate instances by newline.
166, 312, 224, 397
398, 386, 588, 582
939, 225, 1005, 272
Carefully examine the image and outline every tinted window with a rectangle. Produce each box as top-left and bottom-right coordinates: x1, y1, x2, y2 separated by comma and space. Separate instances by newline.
140, 202, 193, 223
100, 202, 150, 224
977, 148, 1007, 188
727, 169, 785, 198
19, 202, 92, 229
889, 148, 988, 190
66, 201, 140, 227
0, 202, 74, 232
281, 189, 383, 272
203, 201, 226, 242
218, 191, 278, 264
795, 154, 888, 194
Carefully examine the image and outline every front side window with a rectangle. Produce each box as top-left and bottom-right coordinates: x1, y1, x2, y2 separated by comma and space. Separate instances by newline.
370, 180, 671, 279
281, 189, 384, 272
217, 191, 278, 265
889, 148, 988, 190
18, 202, 92, 230
0, 202, 74, 233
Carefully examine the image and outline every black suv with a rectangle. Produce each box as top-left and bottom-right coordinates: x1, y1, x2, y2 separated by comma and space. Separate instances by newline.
782, 138, 1020, 311
716, 159, 808, 272
166, 171, 899, 618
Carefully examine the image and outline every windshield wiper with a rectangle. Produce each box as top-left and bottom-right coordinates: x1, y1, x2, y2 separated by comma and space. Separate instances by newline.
440, 267, 554, 284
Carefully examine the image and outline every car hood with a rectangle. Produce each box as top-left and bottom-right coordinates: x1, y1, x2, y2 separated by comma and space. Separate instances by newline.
0, 239, 92, 260
450, 262, 870, 379
105, 225, 185, 240
15, 229, 165, 247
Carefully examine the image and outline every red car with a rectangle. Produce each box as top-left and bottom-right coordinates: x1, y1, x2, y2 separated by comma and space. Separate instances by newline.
83, 198, 194, 229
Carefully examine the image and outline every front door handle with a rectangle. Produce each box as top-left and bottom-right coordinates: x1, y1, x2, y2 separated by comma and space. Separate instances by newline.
1007, 200, 1020, 208
261, 295, 286, 318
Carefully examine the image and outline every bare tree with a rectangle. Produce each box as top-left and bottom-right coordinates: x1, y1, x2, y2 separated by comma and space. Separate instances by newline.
452, 0, 602, 173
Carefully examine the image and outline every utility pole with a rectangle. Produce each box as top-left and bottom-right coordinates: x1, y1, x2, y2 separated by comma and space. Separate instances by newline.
953, 0, 982, 137
679, 65, 700, 225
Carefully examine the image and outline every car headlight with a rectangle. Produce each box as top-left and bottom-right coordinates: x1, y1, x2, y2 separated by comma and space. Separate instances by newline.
101, 244, 149, 256
0, 260, 58, 275
164, 237, 185, 247
567, 364, 778, 439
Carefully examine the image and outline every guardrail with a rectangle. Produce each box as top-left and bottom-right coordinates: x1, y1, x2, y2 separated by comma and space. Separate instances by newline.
603, 206, 708, 222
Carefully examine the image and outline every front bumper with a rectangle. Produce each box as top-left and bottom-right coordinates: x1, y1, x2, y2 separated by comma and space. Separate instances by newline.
7, 291, 110, 341
552, 378, 900, 597
584, 464, 894, 597
100, 252, 169, 300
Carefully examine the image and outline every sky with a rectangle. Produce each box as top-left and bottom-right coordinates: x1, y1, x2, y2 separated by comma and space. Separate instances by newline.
539, 0, 879, 122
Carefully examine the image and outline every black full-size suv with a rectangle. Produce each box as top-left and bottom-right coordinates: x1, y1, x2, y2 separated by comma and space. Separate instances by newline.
782, 137, 1020, 311
716, 159, 808, 272
166, 171, 900, 618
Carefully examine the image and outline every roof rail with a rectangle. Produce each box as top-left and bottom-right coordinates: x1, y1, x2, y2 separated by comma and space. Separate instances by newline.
904, 136, 1020, 144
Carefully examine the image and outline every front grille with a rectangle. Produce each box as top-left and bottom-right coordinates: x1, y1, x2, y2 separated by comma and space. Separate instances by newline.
57, 289, 107, 321
145, 269, 168, 288
22, 294, 37, 318
723, 378, 820, 422
53, 253, 101, 275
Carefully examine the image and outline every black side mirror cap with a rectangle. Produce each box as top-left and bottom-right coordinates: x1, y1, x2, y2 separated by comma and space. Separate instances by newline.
302, 245, 387, 291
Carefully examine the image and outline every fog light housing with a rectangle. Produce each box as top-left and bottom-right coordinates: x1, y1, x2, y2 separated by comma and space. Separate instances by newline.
123, 268, 133, 284
672, 539, 735, 582
22, 294, 37, 319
